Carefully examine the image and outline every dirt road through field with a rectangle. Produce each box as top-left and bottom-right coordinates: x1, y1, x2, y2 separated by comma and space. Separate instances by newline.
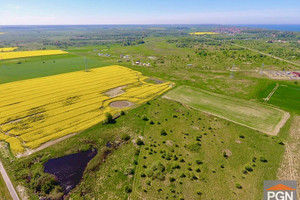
0, 160, 19, 200
278, 116, 300, 198
233, 44, 300, 68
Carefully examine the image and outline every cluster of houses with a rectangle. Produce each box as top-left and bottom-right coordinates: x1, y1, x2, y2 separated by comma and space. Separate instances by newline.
264, 70, 300, 79
98, 53, 111, 57
134, 60, 151, 67
266, 40, 287, 43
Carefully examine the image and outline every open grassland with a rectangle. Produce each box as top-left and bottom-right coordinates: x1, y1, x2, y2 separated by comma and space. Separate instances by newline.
189, 32, 219, 35
0, 65, 173, 155
259, 83, 300, 114
164, 85, 289, 135
0, 174, 12, 200
0, 50, 68, 60
0, 47, 18, 52
0, 54, 110, 84
8, 98, 287, 199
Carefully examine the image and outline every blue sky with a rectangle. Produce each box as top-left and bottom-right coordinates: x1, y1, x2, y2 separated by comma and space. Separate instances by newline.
0, 0, 299, 25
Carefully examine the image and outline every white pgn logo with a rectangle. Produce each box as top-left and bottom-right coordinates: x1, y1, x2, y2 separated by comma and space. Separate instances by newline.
264, 181, 297, 200
267, 191, 294, 200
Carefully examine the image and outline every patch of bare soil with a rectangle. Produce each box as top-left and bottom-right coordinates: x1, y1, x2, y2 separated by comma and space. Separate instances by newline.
16, 185, 29, 200
105, 86, 126, 97
223, 149, 232, 157
277, 116, 300, 198
166, 140, 174, 146
145, 77, 164, 84
110, 101, 134, 108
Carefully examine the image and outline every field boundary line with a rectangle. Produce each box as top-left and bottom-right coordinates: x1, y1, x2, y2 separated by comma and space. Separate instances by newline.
0, 159, 20, 200
264, 83, 279, 102
17, 132, 78, 158
163, 95, 289, 136
233, 44, 300, 68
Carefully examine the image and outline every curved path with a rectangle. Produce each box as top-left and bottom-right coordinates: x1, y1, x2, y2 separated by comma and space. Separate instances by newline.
0, 160, 20, 200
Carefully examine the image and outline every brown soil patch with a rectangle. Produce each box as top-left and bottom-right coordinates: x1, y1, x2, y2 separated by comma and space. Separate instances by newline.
145, 77, 164, 84
166, 140, 174, 146
277, 116, 300, 198
110, 101, 134, 108
105, 86, 126, 97
223, 149, 232, 157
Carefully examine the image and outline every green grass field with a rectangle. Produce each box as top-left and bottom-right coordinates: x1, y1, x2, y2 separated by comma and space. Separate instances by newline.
6, 97, 287, 200
0, 29, 297, 200
164, 85, 289, 135
0, 174, 12, 200
259, 83, 300, 114
0, 54, 110, 84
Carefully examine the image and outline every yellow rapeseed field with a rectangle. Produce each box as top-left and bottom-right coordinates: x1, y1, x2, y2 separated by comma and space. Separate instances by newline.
189, 32, 219, 35
0, 47, 18, 52
0, 50, 68, 60
0, 65, 173, 155
0, 32, 4, 35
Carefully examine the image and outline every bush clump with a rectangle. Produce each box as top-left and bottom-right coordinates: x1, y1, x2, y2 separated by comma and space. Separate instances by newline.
125, 186, 132, 193
260, 157, 268, 163
235, 183, 242, 189
121, 133, 131, 141
103, 112, 115, 124
142, 115, 149, 121
245, 165, 253, 172
136, 138, 145, 146
160, 129, 167, 136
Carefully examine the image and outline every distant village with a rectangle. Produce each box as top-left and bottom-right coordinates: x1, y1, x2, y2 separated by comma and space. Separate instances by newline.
96, 51, 151, 67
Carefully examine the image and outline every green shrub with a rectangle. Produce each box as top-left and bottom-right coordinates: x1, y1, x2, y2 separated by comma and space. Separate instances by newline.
142, 115, 149, 121
245, 165, 253, 172
160, 129, 167, 136
120, 110, 126, 115
121, 133, 131, 141
260, 157, 268, 163
103, 112, 115, 124
136, 138, 144, 146
125, 186, 132, 193
235, 183, 242, 189
169, 177, 176, 182
196, 160, 203, 165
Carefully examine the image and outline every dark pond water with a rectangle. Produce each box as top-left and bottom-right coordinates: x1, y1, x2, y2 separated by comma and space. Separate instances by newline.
44, 149, 97, 194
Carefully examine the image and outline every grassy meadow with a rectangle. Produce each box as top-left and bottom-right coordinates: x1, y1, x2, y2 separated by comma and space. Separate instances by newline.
0, 26, 298, 200
164, 85, 289, 135
3, 97, 288, 200
259, 83, 300, 114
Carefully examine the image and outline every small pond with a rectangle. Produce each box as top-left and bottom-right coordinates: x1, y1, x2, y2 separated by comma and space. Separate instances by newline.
44, 149, 97, 194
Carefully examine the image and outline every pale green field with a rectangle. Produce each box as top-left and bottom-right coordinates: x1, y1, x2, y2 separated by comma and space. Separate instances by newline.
164, 85, 289, 135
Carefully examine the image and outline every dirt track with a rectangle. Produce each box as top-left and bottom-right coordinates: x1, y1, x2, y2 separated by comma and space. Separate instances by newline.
234, 44, 300, 68
277, 116, 300, 198
0, 159, 20, 200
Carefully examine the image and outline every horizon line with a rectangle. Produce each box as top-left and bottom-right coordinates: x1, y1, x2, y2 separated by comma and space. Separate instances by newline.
1, 23, 300, 26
